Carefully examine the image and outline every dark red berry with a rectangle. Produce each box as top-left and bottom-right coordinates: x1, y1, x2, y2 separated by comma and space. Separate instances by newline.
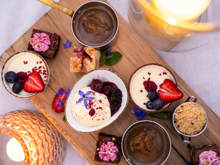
103, 82, 117, 96
91, 79, 104, 93
143, 79, 157, 92
17, 72, 28, 84
89, 109, 95, 116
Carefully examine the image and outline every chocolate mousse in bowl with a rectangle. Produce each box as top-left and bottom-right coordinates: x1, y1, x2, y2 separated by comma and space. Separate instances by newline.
1, 51, 50, 98
121, 120, 171, 165
65, 69, 128, 132
129, 64, 183, 112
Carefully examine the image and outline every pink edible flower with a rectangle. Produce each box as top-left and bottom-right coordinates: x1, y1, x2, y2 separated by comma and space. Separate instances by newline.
98, 141, 119, 162
30, 32, 51, 52
199, 150, 220, 165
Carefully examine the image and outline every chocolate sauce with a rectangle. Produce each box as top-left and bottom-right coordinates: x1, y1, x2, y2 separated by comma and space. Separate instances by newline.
72, 2, 117, 46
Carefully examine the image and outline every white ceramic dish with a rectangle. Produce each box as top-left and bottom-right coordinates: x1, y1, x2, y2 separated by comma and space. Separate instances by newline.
65, 69, 128, 132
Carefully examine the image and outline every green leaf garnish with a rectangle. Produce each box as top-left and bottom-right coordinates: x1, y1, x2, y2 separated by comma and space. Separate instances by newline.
105, 52, 122, 66
100, 50, 123, 66
100, 50, 107, 66
150, 112, 171, 119
63, 116, 66, 121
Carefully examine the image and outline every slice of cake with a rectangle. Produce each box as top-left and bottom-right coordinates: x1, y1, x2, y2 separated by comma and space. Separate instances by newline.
70, 47, 100, 73
28, 29, 60, 58
95, 133, 121, 163
192, 144, 220, 165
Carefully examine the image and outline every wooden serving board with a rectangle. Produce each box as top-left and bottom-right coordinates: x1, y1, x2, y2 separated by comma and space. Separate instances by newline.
1, 0, 220, 164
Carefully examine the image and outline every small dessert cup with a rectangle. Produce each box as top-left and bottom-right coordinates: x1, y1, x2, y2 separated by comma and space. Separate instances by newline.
1, 51, 50, 99
65, 69, 128, 132
129, 64, 177, 113
172, 96, 208, 143
121, 120, 171, 165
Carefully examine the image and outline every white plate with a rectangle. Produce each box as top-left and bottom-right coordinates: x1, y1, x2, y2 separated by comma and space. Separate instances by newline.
65, 69, 128, 132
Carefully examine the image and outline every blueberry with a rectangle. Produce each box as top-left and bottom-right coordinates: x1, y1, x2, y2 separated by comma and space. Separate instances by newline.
152, 99, 165, 110
148, 90, 158, 101
146, 101, 153, 109
4, 71, 18, 83
12, 82, 23, 94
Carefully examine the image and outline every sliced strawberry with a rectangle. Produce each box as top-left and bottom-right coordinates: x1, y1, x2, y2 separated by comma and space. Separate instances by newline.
158, 79, 183, 102
24, 72, 44, 93
52, 88, 70, 113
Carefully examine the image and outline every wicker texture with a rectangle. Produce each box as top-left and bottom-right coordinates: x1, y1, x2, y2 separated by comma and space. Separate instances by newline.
0, 111, 64, 165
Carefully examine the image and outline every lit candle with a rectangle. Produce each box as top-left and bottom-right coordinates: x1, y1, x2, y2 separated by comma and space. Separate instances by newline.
152, 0, 211, 21
6, 138, 25, 162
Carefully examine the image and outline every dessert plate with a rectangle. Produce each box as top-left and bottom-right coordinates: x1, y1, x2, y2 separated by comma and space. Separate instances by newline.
65, 69, 128, 132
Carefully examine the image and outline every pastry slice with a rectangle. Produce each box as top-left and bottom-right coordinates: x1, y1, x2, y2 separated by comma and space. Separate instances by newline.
70, 47, 100, 73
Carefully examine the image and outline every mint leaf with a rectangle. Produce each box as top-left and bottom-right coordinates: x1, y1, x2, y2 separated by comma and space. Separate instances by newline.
105, 52, 122, 66
150, 112, 171, 119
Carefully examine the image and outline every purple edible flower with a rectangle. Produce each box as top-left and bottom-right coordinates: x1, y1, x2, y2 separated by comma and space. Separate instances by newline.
63, 40, 72, 48
134, 107, 147, 120
57, 99, 63, 107
65, 88, 71, 99
77, 90, 94, 109
57, 88, 64, 96
106, 50, 111, 56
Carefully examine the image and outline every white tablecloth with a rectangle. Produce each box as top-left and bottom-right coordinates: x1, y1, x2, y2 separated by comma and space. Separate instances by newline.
0, 0, 220, 165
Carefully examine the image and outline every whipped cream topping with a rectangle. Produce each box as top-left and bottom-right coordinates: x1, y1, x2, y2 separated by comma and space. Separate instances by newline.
98, 141, 119, 162
199, 150, 220, 165
30, 32, 51, 52
71, 87, 111, 127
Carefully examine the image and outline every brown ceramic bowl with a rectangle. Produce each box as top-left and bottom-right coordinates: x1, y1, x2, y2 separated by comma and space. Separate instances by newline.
129, 64, 177, 113
1, 51, 50, 99
121, 120, 171, 165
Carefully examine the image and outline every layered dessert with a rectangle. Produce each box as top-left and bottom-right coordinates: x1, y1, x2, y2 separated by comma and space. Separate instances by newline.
3, 52, 48, 97
174, 103, 207, 135
71, 79, 122, 127
130, 64, 183, 111
192, 144, 220, 165
28, 29, 60, 58
95, 133, 121, 163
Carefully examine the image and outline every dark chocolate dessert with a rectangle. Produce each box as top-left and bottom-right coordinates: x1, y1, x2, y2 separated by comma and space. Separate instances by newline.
72, 2, 118, 47
28, 29, 60, 58
91, 79, 122, 115
95, 133, 121, 163
192, 144, 220, 165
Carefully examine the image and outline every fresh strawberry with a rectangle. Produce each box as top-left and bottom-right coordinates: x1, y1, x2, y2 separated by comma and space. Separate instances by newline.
158, 79, 183, 102
52, 88, 70, 113
24, 72, 44, 93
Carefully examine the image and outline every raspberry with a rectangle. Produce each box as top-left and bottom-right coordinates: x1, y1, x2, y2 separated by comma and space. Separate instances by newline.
143, 79, 157, 92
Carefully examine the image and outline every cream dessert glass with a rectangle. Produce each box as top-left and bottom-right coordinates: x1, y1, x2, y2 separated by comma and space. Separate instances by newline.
129, 64, 176, 112
1, 51, 50, 98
